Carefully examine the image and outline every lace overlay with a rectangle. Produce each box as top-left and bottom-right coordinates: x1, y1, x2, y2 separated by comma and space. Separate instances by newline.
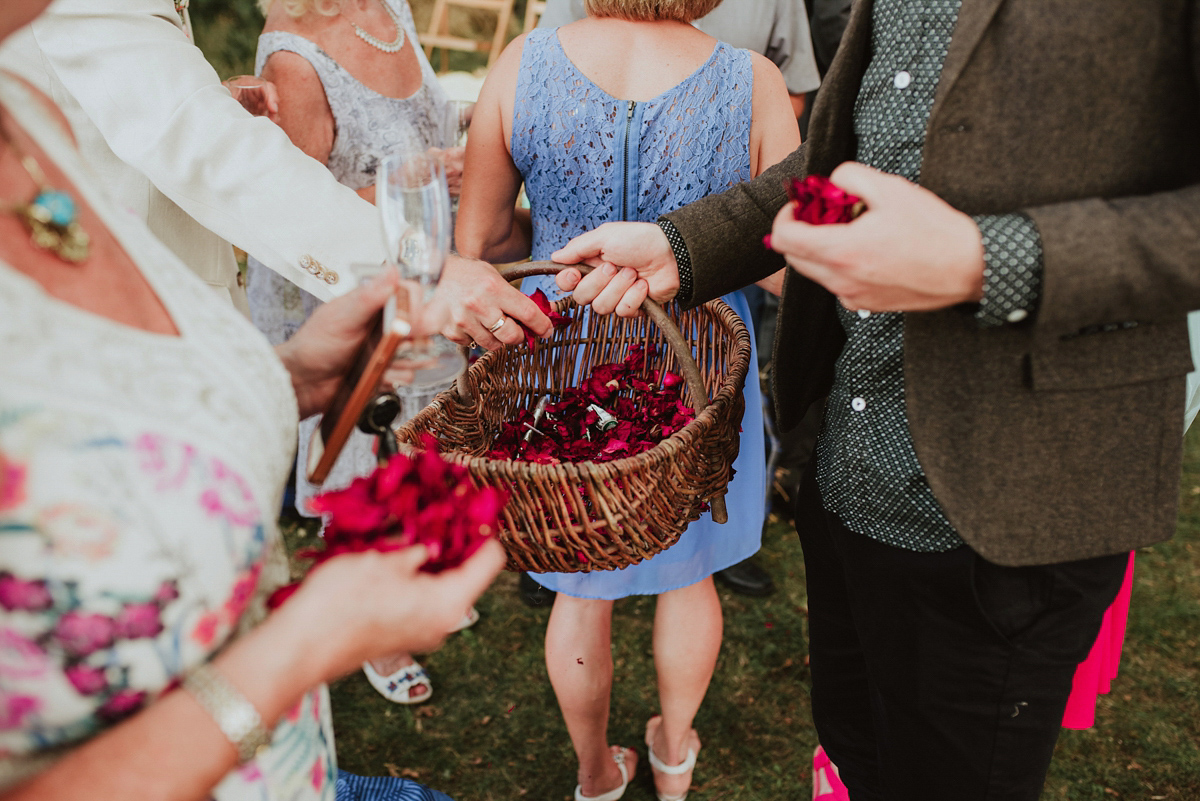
513, 29, 753, 262
511, 29, 765, 598
0, 75, 332, 800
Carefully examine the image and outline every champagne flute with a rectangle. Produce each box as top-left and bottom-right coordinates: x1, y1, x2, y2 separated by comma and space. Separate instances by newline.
440, 100, 474, 227
441, 99, 475, 148
377, 148, 466, 419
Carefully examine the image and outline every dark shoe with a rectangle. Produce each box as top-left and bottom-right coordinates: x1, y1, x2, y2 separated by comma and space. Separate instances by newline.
519, 572, 556, 607
715, 557, 775, 597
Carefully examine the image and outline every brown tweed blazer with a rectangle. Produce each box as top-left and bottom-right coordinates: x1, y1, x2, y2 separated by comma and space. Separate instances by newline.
663, 0, 1200, 566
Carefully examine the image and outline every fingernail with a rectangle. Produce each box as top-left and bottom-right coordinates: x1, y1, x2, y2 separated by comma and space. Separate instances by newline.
762, 235, 773, 250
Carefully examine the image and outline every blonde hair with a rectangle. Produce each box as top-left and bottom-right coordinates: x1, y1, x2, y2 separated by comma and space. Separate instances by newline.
258, 0, 341, 18
582, 0, 723, 23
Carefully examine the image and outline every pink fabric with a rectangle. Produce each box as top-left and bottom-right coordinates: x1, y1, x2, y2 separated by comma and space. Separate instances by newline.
812, 745, 851, 801
1061, 552, 1136, 729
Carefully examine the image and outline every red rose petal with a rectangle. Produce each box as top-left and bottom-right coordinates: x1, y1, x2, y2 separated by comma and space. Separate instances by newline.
785, 175, 864, 225
517, 289, 573, 351
271, 446, 507, 607
266, 582, 300, 610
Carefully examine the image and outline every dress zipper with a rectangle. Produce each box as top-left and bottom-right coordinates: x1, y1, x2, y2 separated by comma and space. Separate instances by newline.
621, 100, 637, 221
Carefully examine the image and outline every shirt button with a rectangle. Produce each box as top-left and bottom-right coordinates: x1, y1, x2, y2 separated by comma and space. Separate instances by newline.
1006, 309, 1029, 323
857, 310, 871, 319
851, 397, 867, 412
893, 70, 912, 89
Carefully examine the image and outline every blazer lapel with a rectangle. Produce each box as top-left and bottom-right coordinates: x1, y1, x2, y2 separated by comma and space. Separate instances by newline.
933, 0, 1007, 110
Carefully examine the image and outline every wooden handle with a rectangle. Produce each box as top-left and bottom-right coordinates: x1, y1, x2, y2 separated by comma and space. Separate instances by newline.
491, 261, 729, 524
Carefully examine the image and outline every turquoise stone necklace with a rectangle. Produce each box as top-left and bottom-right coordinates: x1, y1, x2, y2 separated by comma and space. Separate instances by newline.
1, 118, 90, 264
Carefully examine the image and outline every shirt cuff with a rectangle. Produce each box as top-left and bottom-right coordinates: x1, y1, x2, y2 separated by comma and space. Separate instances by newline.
974, 213, 1044, 327
656, 218, 693, 305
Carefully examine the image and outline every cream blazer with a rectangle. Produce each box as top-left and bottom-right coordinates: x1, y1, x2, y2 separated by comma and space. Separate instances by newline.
0, 0, 384, 308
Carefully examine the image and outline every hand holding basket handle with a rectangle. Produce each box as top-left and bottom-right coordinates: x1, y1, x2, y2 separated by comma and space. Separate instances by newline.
490, 261, 728, 524
399, 262, 749, 572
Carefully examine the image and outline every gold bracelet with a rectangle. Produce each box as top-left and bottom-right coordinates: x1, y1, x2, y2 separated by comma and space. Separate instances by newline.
183, 663, 272, 764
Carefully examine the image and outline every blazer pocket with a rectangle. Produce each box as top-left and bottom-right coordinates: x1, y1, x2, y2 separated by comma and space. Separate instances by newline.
1028, 322, 1193, 391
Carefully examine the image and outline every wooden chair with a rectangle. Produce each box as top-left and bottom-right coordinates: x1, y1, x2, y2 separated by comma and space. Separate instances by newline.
523, 0, 546, 33
420, 0, 515, 72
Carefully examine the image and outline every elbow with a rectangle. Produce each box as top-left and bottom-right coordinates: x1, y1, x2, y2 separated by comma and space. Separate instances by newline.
460, 230, 522, 264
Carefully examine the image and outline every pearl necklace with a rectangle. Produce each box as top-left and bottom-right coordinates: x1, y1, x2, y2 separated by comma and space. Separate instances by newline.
345, 0, 406, 54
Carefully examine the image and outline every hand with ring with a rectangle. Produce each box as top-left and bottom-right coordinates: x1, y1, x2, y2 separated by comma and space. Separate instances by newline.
435, 255, 553, 350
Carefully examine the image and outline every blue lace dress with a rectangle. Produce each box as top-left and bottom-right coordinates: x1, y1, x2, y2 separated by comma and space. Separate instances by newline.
515, 28, 765, 599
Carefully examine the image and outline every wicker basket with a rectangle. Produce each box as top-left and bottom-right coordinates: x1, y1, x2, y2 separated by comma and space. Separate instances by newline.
395, 262, 752, 573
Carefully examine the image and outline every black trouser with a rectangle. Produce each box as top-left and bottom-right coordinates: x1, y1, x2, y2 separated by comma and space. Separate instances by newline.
795, 466, 1128, 800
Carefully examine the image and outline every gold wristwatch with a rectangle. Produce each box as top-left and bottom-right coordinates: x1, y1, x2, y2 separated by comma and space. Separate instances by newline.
183, 663, 273, 764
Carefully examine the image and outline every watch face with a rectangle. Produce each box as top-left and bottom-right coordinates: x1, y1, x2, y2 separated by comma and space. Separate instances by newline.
184, 666, 270, 764
226, 705, 258, 738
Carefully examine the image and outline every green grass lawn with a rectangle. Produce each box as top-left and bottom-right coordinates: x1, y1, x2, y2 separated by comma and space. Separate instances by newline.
280, 428, 1200, 800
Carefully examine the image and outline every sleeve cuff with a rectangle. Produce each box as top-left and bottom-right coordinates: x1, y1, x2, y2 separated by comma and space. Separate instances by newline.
974, 213, 1044, 327
656, 218, 693, 305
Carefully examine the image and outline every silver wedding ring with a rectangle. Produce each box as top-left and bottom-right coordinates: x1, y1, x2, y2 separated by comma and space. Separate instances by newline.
486, 316, 507, 333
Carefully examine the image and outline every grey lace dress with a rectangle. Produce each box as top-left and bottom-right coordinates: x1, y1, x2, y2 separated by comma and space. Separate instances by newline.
246, 0, 448, 511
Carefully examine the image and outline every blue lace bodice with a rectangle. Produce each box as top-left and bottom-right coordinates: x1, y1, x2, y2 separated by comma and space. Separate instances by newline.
512, 28, 754, 260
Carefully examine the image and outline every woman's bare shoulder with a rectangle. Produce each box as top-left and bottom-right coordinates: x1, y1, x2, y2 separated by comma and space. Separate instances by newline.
260, 48, 323, 95
491, 31, 531, 76
478, 31, 529, 104
747, 50, 790, 94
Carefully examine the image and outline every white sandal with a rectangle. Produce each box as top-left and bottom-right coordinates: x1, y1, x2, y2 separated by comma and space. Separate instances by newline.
645, 718, 698, 801
575, 747, 632, 801
362, 660, 432, 705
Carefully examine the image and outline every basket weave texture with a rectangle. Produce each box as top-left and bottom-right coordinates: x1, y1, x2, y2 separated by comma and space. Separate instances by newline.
395, 296, 751, 573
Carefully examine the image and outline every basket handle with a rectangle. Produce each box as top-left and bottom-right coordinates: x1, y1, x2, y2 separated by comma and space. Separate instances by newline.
492, 261, 729, 524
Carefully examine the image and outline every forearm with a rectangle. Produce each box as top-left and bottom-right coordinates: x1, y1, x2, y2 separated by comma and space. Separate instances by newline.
1027, 183, 1200, 339
6, 610, 328, 801
458, 209, 530, 264
789, 93, 807, 119
757, 269, 786, 296
485, 209, 533, 264
663, 147, 803, 307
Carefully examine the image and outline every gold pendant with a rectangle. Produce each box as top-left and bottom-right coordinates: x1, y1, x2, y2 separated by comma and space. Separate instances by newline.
22, 206, 91, 264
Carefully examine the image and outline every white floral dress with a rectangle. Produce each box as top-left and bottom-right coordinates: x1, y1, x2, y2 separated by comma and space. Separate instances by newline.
0, 75, 336, 800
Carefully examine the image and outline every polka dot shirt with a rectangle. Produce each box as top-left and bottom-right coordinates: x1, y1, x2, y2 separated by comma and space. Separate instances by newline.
814, 0, 1043, 552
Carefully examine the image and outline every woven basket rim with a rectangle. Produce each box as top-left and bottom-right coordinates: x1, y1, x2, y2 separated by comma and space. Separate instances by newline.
396, 297, 750, 477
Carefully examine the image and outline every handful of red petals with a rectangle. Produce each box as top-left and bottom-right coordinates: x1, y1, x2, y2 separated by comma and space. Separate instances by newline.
487, 345, 694, 465
517, 289, 573, 350
785, 174, 866, 225
267, 441, 506, 609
